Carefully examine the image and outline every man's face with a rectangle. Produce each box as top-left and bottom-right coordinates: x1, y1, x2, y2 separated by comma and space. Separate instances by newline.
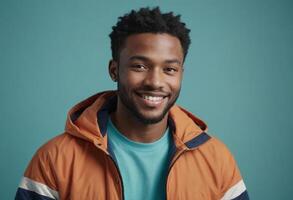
111, 33, 184, 124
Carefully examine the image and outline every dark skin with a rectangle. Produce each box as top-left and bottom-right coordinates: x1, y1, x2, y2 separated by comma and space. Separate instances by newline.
109, 33, 184, 143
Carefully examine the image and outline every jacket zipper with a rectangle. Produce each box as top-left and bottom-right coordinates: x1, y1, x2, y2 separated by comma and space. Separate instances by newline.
165, 147, 187, 200
95, 143, 125, 200
108, 155, 125, 200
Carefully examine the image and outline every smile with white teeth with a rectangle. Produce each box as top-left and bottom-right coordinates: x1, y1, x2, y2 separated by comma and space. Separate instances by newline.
142, 95, 163, 102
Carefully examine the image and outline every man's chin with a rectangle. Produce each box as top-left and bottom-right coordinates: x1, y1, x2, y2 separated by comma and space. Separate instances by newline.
136, 117, 165, 125
134, 112, 167, 125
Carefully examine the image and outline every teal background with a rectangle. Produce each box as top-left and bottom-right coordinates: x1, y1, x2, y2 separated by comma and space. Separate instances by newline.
1, 0, 292, 199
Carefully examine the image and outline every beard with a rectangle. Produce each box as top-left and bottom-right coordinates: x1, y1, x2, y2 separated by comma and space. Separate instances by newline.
117, 79, 180, 125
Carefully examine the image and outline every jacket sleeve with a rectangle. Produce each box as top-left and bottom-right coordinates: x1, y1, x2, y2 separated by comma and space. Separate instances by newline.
218, 142, 249, 200
15, 148, 59, 200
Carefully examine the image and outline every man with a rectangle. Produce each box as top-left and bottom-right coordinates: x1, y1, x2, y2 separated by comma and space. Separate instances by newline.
15, 7, 249, 200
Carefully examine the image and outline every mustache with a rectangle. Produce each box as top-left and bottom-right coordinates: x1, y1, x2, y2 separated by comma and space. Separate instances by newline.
136, 87, 169, 97
136, 85, 167, 92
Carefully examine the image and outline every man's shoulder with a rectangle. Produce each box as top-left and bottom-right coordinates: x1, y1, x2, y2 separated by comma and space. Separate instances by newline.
34, 133, 83, 159
204, 135, 232, 153
202, 134, 235, 155
193, 134, 238, 166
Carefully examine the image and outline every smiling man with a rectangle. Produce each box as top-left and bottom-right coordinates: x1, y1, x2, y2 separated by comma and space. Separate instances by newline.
15, 7, 249, 200
109, 33, 183, 142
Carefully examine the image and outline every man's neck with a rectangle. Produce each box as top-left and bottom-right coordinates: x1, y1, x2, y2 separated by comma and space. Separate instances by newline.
110, 104, 168, 143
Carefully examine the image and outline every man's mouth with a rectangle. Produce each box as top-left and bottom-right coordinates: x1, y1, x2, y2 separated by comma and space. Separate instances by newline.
142, 95, 164, 102
136, 92, 167, 106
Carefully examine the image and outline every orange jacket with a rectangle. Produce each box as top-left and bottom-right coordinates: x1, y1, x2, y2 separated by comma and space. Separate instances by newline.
16, 91, 249, 200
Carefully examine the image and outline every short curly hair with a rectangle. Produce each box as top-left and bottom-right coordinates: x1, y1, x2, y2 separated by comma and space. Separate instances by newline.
109, 7, 191, 62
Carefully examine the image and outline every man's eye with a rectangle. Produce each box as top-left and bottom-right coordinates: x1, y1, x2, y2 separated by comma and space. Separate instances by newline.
164, 66, 178, 74
131, 64, 147, 71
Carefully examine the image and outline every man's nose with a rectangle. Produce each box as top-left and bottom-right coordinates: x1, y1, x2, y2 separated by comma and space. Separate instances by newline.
143, 68, 164, 89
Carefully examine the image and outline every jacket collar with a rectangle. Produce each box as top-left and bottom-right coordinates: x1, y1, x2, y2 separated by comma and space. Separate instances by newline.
65, 91, 210, 150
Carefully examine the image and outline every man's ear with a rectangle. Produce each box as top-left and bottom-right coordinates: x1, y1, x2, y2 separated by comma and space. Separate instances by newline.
108, 60, 118, 82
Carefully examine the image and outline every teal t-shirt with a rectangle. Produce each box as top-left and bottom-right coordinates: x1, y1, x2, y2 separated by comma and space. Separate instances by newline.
107, 119, 173, 200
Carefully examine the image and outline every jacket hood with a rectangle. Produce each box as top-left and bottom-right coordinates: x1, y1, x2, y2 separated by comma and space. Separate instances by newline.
65, 91, 208, 149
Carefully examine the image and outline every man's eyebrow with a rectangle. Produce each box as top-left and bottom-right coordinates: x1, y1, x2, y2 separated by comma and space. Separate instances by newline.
165, 59, 182, 65
129, 55, 182, 65
129, 55, 150, 62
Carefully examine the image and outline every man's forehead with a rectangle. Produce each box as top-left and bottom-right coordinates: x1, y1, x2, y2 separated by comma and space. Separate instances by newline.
120, 33, 184, 62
